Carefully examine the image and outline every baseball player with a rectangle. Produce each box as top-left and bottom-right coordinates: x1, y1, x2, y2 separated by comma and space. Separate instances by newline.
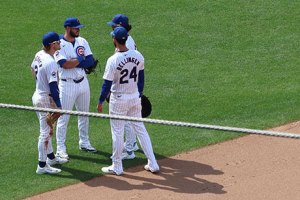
54, 17, 97, 160
97, 27, 160, 175
31, 32, 68, 174
107, 14, 139, 160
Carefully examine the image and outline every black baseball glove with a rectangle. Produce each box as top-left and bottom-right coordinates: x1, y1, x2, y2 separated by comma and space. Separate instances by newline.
84, 59, 99, 74
105, 92, 111, 103
141, 95, 152, 118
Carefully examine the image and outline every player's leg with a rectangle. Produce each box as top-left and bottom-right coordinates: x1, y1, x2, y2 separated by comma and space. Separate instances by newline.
102, 95, 128, 175
107, 118, 126, 175
37, 111, 50, 166
75, 79, 96, 152
122, 122, 138, 159
128, 98, 159, 172
56, 81, 76, 158
124, 121, 139, 151
33, 94, 61, 174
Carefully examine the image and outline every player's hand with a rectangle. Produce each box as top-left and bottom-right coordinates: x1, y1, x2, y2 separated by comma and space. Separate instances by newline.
97, 103, 103, 113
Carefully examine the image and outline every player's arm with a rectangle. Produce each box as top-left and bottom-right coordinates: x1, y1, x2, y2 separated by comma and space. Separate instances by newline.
97, 79, 112, 113
77, 55, 95, 68
49, 81, 61, 108
31, 68, 36, 79
58, 57, 82, 69
137, 69, 144, 97
58, 55, 95, 69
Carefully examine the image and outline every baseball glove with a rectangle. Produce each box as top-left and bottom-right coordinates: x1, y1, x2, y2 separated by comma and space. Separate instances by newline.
46, 112, 61, 135
105, 92, 111, 103
141, 95, 152, 118
84, 59, 99, 75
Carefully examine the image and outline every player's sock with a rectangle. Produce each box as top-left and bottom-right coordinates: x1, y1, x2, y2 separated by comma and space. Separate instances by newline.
39, 161, 46, 168
47, 152, 55, 160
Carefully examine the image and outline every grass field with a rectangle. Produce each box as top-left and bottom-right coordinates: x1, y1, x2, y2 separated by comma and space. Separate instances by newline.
0, 0, 299, 199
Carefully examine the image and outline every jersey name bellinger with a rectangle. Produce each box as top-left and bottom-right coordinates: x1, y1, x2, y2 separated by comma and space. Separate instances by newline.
117, 57, 140, 71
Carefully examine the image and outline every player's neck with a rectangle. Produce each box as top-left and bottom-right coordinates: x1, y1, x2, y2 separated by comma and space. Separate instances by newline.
64, 34, 75, 43
116, 44, 128, 52
43, 48, 56, 57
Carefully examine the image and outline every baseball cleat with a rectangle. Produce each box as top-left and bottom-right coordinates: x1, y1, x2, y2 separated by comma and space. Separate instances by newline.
55, 151, 69, 160
47, 157, 69, 166
101, 165, 123, 176
144, 164, 160, 174
36, 164, 61, 174
121, 151, 135, 160
79, 145, 97, 153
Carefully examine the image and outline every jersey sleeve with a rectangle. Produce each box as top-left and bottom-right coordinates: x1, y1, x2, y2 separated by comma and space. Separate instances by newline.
138, 52, 145, 70
82, 38, 93, 56
102, 57, 115, 81
46, 62, 59, 83
126, 36, 137, 50
54, 49, 66, 63
31, 58, 36, 70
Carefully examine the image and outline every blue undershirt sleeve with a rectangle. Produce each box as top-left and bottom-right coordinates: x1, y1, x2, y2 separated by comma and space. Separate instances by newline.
58, 59, 67, 67
49, 82, 61, 108
137, 70, 144, 97
77, 55, 95, 68
99, 80, 113, 104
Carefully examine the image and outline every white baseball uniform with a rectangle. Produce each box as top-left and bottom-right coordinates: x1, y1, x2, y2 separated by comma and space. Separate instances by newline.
103, 49, 159, 174
31, 50, 59, 162
54, 37, 92, 153
123, 35, 139, 153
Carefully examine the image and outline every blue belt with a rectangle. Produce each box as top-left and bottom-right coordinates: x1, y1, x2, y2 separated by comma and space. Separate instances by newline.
61, 77, 84, 83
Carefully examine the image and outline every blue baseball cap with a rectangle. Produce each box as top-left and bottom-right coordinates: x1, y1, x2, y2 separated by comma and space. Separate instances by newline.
42, 32, 60, 46
64, 17, 84, 28
107, 14, 129, 26
111, 26, 128, 41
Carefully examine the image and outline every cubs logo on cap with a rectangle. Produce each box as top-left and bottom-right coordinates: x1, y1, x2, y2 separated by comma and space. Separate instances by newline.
107, 14, 129, 26
64, 17, 85, 28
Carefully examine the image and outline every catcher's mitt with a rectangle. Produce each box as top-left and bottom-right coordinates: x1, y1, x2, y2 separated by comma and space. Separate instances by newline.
141, 95, 152, 118
84, 59, 99, 74
46, 112, 61, 135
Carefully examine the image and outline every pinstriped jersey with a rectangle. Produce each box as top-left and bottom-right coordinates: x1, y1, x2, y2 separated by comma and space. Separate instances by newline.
31, 50, 59, 95
126, 35, 136, 50
103, 49, 144, 94
54, 37, 92, 79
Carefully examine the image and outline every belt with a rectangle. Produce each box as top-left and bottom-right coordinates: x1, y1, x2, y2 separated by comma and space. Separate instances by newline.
61, 77, 84, 83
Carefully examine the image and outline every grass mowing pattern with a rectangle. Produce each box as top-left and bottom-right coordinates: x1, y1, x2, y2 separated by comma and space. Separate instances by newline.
0, 0, 299, 199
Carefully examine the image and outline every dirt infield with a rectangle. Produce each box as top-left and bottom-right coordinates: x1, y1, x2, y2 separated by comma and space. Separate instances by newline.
27, 122, 300, 200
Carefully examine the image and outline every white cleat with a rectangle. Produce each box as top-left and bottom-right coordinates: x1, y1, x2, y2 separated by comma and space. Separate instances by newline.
101, 165, 123, 176
144, 164, 160, 174
47, 157, 69, 166
36, 164, 61, 174
79, 145, 97, 153
55, 151, 69, 160
121, 151, 135, 160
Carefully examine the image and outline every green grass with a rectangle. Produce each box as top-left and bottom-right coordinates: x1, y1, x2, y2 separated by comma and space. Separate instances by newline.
0, 0, 300, 199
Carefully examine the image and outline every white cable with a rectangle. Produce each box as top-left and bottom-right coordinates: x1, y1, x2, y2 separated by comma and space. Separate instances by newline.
1, 103, 299, 139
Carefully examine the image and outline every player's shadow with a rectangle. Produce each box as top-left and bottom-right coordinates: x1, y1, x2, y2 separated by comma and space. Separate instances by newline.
54, 166, 99, 182
84, 155, 226, 195
49, 150, 112, 181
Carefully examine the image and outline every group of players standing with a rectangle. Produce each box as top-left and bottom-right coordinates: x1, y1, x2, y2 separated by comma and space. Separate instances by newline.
31, 14, 159, 176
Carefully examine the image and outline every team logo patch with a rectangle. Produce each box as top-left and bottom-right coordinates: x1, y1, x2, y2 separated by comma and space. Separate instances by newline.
51, 71, 57, 78
76, 46, 85, 56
